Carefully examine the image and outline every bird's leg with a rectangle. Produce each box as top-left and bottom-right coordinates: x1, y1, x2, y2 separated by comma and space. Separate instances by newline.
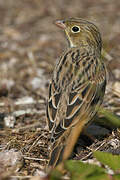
56, 116, 88, 172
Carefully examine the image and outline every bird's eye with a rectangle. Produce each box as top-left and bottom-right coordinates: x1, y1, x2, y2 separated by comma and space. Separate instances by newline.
71, 26, 80, 33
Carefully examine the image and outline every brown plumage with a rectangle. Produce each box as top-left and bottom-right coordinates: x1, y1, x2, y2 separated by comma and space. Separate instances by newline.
46, 18, 107, 169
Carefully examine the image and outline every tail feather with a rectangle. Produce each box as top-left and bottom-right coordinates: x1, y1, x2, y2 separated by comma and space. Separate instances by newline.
47, 116, 88, 170
48, 144, 65, 168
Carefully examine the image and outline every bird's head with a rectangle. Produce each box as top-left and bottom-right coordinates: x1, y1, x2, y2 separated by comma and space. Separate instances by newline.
55, 18, 102, 53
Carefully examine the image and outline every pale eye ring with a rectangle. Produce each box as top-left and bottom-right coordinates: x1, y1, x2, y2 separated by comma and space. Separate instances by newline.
71, 26, 80, 33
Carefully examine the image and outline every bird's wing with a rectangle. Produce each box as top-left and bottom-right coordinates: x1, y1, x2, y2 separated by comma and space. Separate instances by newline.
46, 81, 61, 131
46, 55, 106, 142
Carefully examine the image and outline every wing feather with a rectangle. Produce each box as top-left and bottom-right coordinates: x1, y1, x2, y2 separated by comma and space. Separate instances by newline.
46, 81, 61, 131
52, 76, 106, 140
46, 49, 106, 143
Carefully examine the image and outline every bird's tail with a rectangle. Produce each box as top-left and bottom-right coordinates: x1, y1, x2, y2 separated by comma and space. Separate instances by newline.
48, 143, 65, 168
47, 116, 88, 171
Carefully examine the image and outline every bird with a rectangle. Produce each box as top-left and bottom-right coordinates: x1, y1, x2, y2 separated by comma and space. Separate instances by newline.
46, 17, 107, 170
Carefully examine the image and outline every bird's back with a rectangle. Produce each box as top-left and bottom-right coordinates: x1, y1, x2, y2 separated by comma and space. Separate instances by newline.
47, 46, 106, 145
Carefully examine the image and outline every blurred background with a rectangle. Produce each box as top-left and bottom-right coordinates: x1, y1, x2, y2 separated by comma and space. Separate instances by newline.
0, 0, 119, 98
0, 0, 119, 177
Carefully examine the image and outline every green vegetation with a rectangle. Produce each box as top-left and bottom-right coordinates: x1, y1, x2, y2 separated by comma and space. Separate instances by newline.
51, 151, 120, 180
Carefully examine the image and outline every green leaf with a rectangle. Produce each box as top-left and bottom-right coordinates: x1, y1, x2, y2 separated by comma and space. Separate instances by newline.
94, 151, 120, 171
98, 108, 120, 127
113, 174, 120, 180
65, 160, 107, 180
50, 169, 62, 180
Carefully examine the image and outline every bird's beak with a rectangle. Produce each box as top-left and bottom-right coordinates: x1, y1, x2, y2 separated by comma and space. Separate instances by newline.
54, 20, 66, 29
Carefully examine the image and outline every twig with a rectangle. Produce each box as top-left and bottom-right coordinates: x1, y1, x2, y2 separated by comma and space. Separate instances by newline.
28, 134, 43, 153
81, 140, 106, 160
10, 176, 32, 179
23, 156, 46, 161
